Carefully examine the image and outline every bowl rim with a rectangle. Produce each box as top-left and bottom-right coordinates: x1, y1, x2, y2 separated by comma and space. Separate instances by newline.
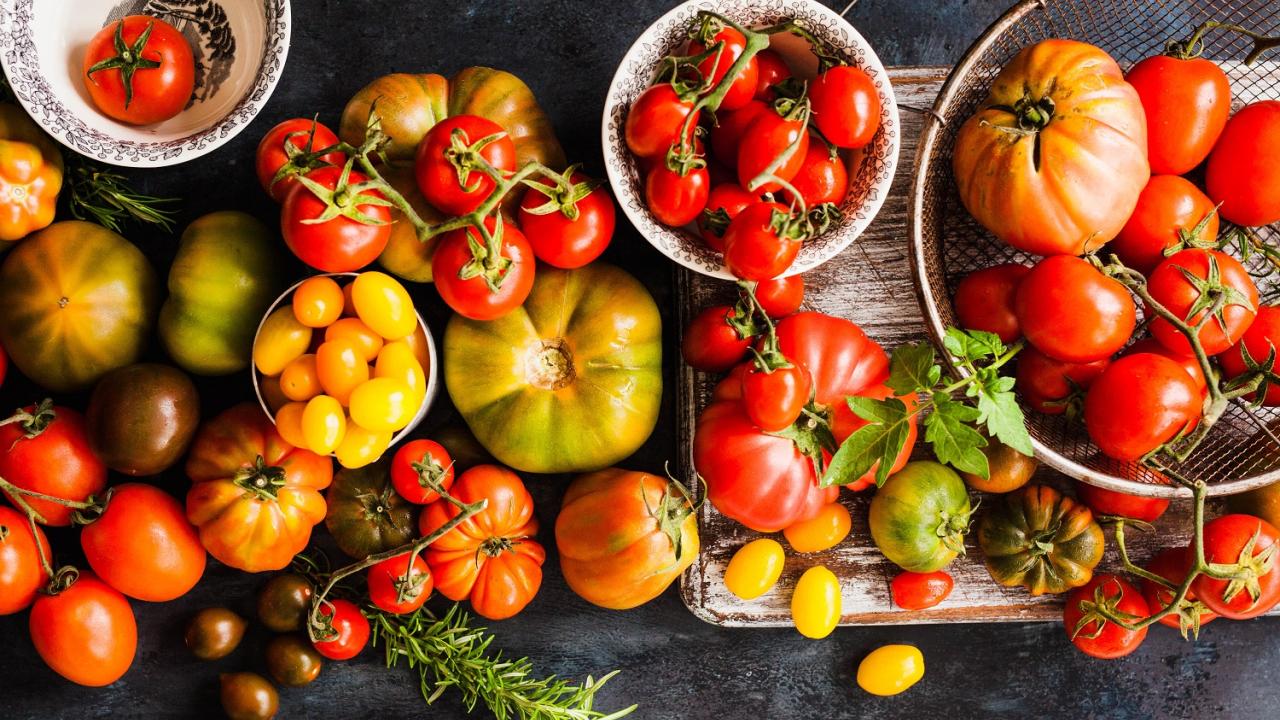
0, 0, 292, 168
601, 0, 901, 280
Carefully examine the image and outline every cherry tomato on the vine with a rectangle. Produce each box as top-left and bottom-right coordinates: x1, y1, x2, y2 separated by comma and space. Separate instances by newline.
1015, 255, 1135, 363
1112, 175, 1219, 275
367, 552, 433, 615
698, 183, 757, 252
1206, 100, 1280, 227
312, 598, 370, 660
742, 361, 810, 432
83, 16, 194, 125
683, 304, 755, 372
783, 502, 851, 553
1075, 481, 1168, 524
688, 25, 758, 112
257, 119, 345, 203
710, 100, 769, 169
1083, 353, 1201, 462
415, 115, 516, 217
1147, 248, 1258, 356
954, 263, 1029, 344
390, 439, 455, 505
890, 571, 954, 611
788, 136, 848, 207
624, 84, 699, 158
723, 201, 799, 281
519, 171, 615, 268
646, 162, 710, 227
1015, 346, 1109, 415
0, 404, 107, 527
752, 275, 804, 318
1220, 304, 1280, 406
809, 65, 881, 150
1141, 546, 1217, 632
1192, 514, 1280, 620
432, 218, 536, 321
738, 109, 808, 194
281, 166, 391, 273
1063, 574, 1149, 659
1125, 54, 1231, 176
753, 49, 791, 100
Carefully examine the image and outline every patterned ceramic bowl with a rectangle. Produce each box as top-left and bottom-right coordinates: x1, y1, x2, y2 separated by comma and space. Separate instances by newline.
602, 0, 899, 280
0, 0, 290, 168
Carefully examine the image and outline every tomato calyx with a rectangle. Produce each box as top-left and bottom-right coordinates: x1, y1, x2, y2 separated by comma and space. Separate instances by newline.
1069, 578, 1144, 642
85, 20, 162, 109
1209, 527, 1278, 608
455, 215, 519, 293
770, 402, 838, 479
296, 159, 393, 227
1171, 254, 1256, 334
934, 506, 973, 557
1, 398, 56, 440
1226, 341, 1280, 407
411, 453, 454, 495
519, 164, 603, 222
523, 338, 577, 390
642, 470, 701, 570
443, 126, 510, 193
268, 117, 344, 195
42, 564, 81, 597
233, 456, 289, 501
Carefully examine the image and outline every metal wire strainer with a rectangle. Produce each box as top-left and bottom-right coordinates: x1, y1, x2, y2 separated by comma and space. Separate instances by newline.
909, 0, 1280, 499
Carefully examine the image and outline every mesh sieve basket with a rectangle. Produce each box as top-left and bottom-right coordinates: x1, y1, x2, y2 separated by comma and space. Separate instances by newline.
909, 0, 1280, 499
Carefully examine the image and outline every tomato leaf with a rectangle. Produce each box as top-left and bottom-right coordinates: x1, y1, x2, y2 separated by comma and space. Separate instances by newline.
886, 342, 940, 396
972, 371, 1035, 457
821, 397, 912, 488
924, 395, 989, 478
944, 327, 1005, 366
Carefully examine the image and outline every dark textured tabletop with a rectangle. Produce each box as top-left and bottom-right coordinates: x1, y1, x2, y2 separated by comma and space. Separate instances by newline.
2, 2, 1275, 718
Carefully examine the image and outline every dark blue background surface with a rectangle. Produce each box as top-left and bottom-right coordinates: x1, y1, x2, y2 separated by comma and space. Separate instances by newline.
3, 1, 1277, 718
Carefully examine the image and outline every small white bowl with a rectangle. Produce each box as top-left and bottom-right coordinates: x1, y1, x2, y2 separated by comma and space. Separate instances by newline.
0, 0, 290, 167
602, 0, 900, 279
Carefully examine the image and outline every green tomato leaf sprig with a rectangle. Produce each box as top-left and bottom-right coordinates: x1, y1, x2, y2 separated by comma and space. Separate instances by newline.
823, 328, 1031, 487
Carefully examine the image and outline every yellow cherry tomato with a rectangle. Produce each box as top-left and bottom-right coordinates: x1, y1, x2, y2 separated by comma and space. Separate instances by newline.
857, 645, 925, 696
291, 276, 344, 328
315, 338, 369, 406
279, 354, 322, 402
301, 395, 346, 455
724, 538, 785, 600
258, 374, 290, 413
402, 323, 432, 370
325, 317, 384, 362
253, 307, 312, 376
334, 422, 393, 469
351, 271, 416, 340
791, 565, 841, 639
273, 401, 309, 449
374, 341, 426, 405
348, 377, 414, 433
783, 503, 852, 554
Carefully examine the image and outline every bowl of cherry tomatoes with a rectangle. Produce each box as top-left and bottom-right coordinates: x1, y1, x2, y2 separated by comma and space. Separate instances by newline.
602, 0, 899, 280
0, 0, 290, 167
251, 271, 438, 470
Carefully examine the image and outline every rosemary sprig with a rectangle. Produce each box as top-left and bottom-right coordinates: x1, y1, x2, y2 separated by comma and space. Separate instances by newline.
371, 605, 637, 720
65, 159, 179, 233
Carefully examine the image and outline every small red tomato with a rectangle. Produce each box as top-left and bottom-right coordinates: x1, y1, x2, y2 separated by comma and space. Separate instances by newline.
29, 571, 137, 686
809, 65, 881, 149
1083, 353, 1201, 462
891, 571, 954, 611
367, 552, 433, 615
1015, 346, 1109, 415
742, 362, 811, 432
1015, 255, 1135, 364
625, 84, 699, 158
1125, 55, 1231, 176
710, 100, 769, 168
1075, 481, 1168, 524
723, 202, 799, 281
688, 25, 758, 112
698, 183, 758, 252
1124, 338, 1207, 400
753, 49, 791, 100
954, 263, 1030, 344
1206, 100, 1280, 227
0, 504, 50, 615
1063, 574, 1149, 660
0, 405, 107, 527
646, 163, 710, 227
518, 171, 615, 268
1192, 514, 1280, 620
432, 218, 535, 321
737, 110, 808, 194
312, 599, 370, 660
752, 275, 804, 318
1147, 249, 1258, 356
83, 16, 194, 125
415, 115, 517, 216
1141, 546, 1217, 632
683, 305, 755, 372
788, 136, 848, 207
390, 439, 455, 505
256, 119, 345, 203
1220, 304, 1280, 406
281, 166, 391, 273
1112, 175, 1219, 275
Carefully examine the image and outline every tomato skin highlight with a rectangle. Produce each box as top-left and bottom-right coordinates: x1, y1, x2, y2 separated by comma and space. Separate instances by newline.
1083, 353, 1201, 462
1015, 255, 1135, 364
1112, 175, 1219, 275
1063, 574, 1149, 659
954, 263, 1029, 344
1126, 55, 1231, 175
29, 571, 137, 687
625, 85, 698, 158
1206, 100, 1280, 227
891, 571, 954, 610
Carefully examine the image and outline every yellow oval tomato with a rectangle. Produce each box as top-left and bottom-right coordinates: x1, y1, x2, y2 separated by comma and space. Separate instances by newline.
791, 565, 841, 639
374, 341, 426, 404
857, 645, 924, 696
254, 307, 312, 376
315, 338, 369, 405
724, 538, 785, 600
279, 354, 321, 402
348, 378, 414, 433
334, 422, 393, 470
325, 317, 384, 362
352, 271, 416, 340
292, 276, 344, 328
301, 395, 346, 455
783, 503, 852, 554
273, 401, 309, 449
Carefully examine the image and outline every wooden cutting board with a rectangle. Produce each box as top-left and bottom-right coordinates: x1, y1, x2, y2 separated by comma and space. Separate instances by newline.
675, 66, 1228, 627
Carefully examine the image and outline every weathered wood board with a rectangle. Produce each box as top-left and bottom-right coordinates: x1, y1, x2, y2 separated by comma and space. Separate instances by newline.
676, 66, 1237, 626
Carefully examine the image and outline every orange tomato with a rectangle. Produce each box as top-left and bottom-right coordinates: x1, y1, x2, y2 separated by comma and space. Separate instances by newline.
351, 271, 416, 340
291, 276, 344, 328
29, 571, 137, 686
316, 338, 369, 405
783, 502, 852, 553
273, 401, 309, 449
80, 483, 206, 602
325, 317, 384, 362
254, 307, 312, 376
279, 353, 322, 402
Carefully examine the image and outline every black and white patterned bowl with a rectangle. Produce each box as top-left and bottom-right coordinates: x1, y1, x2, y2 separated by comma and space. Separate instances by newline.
0, 0, 289, 168
602, 0, 899, 280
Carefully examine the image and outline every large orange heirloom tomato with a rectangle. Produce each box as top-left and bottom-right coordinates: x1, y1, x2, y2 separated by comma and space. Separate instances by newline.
185, 403, 333, 572
419, 465, 545, 620
952, 39, 1149, 256
555, 468, 699, 610
0, 139, 61, 242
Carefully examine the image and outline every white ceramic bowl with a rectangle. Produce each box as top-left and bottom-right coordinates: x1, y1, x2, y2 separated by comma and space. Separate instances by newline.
0, 0, 290, 167
602, 0, 899, 279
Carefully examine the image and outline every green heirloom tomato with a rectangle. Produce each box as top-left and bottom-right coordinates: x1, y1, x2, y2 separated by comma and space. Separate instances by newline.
0, 221, 158, 392
444, 264, 662, 474
325, 458, 416, 560
978, 484, 1104, 595
869, 461, 971, 573
160, 211, 281, 375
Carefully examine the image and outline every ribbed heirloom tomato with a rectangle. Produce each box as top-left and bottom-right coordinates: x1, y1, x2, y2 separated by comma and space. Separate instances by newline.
29, 571, 136, 686
0, 403, 107, 527
979, 485, 1104, 596
80, 483, 206, 602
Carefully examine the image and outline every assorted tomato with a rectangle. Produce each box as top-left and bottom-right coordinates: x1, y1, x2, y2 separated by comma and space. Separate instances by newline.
83, 16, 194, 125
29, 572, 137, 686
1015, 256, 1135, 364
890, 571, 953, 611
1083, 354, 1202, 462
80, 483, 206, 602
954, 263, 1029, 344
1206, 101, 1280, 227
256, 118, 345, 203
1063, 575, 1150, 659
281, 166, 392, 273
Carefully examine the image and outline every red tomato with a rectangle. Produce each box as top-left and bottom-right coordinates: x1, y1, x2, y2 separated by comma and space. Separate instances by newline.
415, 115, 517, 216
742, 362, 811, 432
80, 483, 206, 602
1206, 100, 1280, 226
1126, 55, 1231, 175
0, 504, 49, 615
1015, 255, 1136, 363
1147, 249, 1258, 356
1015, 346, 1109, 415
0, 405, 107, 527
1075, 481, 1168, 524
256, 118, 345, 203
30, 571, 137, 686
1220, 304, 1280, 406
625, 84, 699, 158
698, 183, 757, 251
788, 136, 848, 207
723, 202, 799, 280
954, 263, 1030, 344
737, 109, 808, 193
645, 163, 710, 227
367, 552, 433, 615
1112, 176, 1219, 275
1141, 546, 1217, 632
891, 570, 954, 610
281, 166, 391, 273
753, 49, 791, 100
809, 65, 881, 150
753, 275, 804, 318
1083, 353, 1201, 461
1124, 338, 1207, 399
390, 439, 455, 505
1192, 514, 1280, 620
688, 26, 758, 112
82, 16, 194, 125
831, 383, 917, 492
710, 100, 769, 168
1063, 574, 1149, 660
682, 304, 755, 372
312, 599, 370, 660
518, 171, 615, 268
432, 218, 535, 321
